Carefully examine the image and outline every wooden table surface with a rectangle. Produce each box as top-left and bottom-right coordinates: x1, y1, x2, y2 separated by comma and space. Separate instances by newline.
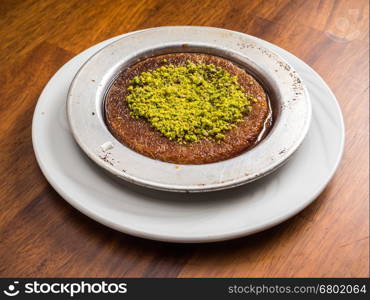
0, 0, 368, 278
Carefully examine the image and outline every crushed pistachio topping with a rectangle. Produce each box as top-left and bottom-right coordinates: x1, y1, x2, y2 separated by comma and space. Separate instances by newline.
126, 61, 255, 143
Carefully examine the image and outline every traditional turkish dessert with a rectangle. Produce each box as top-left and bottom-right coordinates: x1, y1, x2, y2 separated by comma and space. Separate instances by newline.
105, 53, 272, 164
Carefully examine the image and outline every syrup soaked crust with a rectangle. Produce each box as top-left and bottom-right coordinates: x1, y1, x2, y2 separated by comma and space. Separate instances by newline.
105, 53, 271, 164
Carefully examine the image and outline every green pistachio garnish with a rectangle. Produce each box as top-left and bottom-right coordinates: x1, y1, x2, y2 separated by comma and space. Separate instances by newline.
126, 61, 254, 143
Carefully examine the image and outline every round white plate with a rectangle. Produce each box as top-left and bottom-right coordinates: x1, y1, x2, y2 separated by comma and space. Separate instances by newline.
32, 27, 344, 243
67, 27, 311, 192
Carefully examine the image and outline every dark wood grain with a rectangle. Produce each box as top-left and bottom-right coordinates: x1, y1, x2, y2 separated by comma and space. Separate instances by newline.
0, 0, 368, 277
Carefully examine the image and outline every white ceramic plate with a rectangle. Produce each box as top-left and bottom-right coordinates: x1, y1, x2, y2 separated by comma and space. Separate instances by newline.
67, 27, 311, 192
32, 27, 344, 243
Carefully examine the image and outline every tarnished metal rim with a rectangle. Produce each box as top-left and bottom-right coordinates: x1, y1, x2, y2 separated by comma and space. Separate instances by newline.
67, 26, 311, 192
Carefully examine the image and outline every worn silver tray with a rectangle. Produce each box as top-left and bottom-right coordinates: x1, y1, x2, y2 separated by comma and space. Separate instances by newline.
67, 26, 311, 192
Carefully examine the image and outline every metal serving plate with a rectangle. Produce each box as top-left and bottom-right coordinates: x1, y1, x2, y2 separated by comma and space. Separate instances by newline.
67, 26, 311, 192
